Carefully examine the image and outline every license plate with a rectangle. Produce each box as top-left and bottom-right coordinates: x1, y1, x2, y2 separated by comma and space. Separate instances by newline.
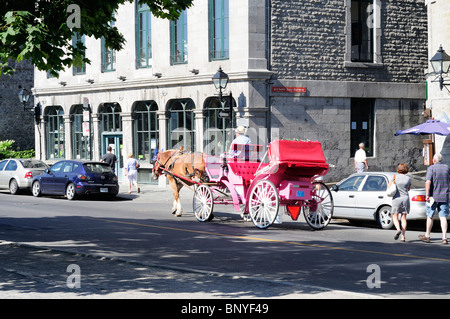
100, 188, 108, 193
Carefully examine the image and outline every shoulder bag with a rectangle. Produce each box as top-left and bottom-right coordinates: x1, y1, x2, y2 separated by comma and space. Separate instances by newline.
386, 174, 397, 197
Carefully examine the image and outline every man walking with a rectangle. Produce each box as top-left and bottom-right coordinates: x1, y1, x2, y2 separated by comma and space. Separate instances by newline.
354, 143, 369, 173
419, 153, 449, 244
101, 146, 117, 174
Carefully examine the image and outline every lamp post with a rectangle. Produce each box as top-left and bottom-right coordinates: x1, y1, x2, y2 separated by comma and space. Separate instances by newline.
212, 67, 229, 102
430, 45, 450, 91
18, 86, 31, 111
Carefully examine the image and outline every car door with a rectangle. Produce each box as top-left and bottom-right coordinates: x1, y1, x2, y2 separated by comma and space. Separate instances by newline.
332, 174, 366, 218
0, 160, 9, 188
41, 161, 64, 193
353, 175, 389, 218
3, 160, 18, 188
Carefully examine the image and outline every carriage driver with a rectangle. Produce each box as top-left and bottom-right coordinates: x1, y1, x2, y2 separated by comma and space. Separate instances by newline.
229, 126, 251, 156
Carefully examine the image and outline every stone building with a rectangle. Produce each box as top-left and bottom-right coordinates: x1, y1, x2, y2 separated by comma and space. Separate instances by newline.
33, 0, 428, 182
0, 60, 34, 150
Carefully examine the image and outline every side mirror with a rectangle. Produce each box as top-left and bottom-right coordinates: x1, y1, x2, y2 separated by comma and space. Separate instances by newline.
44, 168, 49, 174
331, 184, 339, 192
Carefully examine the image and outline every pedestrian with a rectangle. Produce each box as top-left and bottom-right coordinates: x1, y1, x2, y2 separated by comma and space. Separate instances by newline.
389, 163, 411, 242
354, 143, 369, 173
101, 146, 117, 174
419, 153, 449, 244
124, 152, 140, 194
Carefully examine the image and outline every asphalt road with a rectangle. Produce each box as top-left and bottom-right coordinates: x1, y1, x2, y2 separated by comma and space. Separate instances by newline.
0, 183, 449, 300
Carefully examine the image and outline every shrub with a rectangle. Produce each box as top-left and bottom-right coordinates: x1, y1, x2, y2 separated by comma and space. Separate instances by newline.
0, 140, 35, 160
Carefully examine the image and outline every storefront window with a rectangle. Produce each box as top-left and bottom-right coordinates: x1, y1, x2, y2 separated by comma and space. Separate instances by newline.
204, 97, 233, 155
133, 101, 158, 162
71, 104, 91, 160
45, 106, 65, 159
167, 99, 195, 151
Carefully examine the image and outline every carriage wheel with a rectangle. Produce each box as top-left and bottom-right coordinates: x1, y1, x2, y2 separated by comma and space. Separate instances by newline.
248, 180, 279, 229
303, 181, 334, 230
193, 184, 214, 222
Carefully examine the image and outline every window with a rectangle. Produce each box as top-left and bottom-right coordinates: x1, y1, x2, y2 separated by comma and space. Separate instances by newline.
204, 97, 234, 155
170, 10, 188, 64
99, 103, 122, 132
101, 17, 116, 72
167, 99, 195, 151
209, 0, 229, 60
362, 176, 387, 191
351, 98, 374, 157
351, 0, 373, 62
72, 33, 86, 75
0, 160, 7, 171
338, 175, 365, 191
136, 3, 152, 68
45, 106, 65, 159
71, 104, 91, 160
49, 161, 64, 173
133, 101, 159, 163
5, 160, 17, 171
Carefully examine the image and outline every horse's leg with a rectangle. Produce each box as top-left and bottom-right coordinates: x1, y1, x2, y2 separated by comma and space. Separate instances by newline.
175, 182, 183, 216
168, 176, 179, 215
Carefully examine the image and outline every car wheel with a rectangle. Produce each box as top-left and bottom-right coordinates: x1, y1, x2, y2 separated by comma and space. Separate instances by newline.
9, 179, 19, 195
377, 205, 393, 229
66, 183, 76, 200
32, 181, 41, 197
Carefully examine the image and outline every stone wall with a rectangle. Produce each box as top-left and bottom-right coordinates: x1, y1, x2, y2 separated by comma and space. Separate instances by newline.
269, 0, 428, 182
270, 0, 428, 82
0, 60, 35, 150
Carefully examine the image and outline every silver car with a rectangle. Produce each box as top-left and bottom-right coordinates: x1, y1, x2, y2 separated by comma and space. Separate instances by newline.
331, 172, 427, 229
0, 158, 49, 194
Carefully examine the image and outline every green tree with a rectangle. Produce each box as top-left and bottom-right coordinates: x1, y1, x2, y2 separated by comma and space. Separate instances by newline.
0, 0, 193, 76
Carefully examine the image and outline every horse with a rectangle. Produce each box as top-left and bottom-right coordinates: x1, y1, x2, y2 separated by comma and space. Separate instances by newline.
152, 149, 207, 216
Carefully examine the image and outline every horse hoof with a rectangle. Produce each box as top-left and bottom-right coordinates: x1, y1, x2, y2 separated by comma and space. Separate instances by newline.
175, 212, 182, 217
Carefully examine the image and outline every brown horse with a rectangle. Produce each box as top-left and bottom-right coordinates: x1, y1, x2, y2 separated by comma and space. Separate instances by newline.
152, 149, 207, 216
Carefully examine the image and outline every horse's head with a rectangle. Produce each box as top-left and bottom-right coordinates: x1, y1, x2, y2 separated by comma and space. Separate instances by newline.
152, 149, 179, 180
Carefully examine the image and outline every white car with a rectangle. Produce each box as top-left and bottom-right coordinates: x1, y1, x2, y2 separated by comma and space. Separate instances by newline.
0, 158, 49, 194
331, 172, 427, 229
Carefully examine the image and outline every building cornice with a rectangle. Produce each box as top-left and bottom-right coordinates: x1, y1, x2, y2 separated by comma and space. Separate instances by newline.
33, 69, 274, 97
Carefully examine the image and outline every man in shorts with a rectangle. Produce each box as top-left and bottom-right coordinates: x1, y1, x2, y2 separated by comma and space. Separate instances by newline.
419, 153, 450, 244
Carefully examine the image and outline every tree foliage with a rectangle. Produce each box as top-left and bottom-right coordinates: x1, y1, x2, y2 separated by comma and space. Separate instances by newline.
0, 0, 194, 76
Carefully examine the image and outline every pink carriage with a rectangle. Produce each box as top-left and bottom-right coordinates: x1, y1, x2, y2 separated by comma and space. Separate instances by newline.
193, 139, 334, 230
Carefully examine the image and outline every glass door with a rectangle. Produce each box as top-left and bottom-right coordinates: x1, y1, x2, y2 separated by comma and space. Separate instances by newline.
103, 134, 123, 180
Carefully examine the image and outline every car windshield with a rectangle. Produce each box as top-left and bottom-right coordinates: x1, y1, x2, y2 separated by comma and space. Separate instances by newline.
20, 159, 48, 169
83, 163, 112, 174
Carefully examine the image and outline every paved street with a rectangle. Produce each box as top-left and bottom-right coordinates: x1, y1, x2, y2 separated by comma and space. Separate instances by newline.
0, 183, 449, 300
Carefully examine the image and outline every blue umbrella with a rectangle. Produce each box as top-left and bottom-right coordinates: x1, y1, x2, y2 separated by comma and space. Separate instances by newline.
395, 119, 450, 136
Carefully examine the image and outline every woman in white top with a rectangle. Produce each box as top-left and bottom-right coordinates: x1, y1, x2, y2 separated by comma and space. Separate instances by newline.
124, 153, 140, 194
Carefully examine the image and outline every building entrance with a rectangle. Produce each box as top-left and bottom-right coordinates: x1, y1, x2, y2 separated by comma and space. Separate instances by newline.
102, 134, 123, 180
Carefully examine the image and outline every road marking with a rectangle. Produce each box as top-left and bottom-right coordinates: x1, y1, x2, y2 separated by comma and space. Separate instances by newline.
84, 217, 450, 263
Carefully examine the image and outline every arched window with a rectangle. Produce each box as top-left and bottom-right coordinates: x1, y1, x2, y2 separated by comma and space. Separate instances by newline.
167, 99, 195, 151
99, 103, 122, 133
204, 97, 233, 155
133, 101, 158, 162
71, 104, 91, 160
45, 106, 65, 159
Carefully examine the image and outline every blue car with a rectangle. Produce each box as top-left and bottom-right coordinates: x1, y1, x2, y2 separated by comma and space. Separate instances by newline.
31, 160, 119, 200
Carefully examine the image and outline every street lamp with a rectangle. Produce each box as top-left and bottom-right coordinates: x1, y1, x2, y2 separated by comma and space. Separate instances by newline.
18, 86, 31, 110
430, 45, 450, 91
212, 66, 229, 101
